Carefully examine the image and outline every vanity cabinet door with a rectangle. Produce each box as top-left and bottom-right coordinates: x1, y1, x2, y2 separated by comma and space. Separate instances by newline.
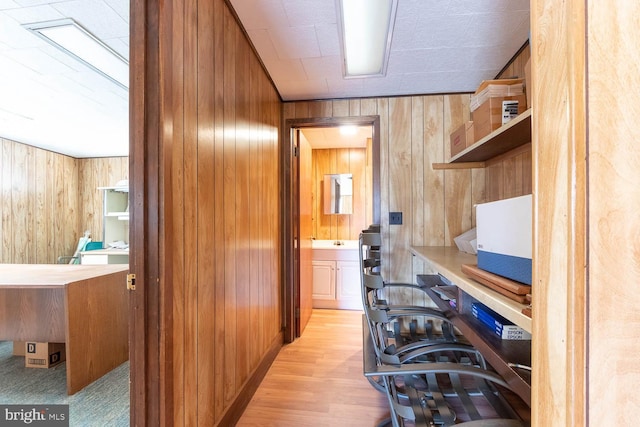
336, 261, 362, 309
312, 260, 335, 300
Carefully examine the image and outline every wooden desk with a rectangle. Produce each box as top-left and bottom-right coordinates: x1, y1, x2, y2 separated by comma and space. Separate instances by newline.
0, 264, 129, 395
409, 246, 531, 406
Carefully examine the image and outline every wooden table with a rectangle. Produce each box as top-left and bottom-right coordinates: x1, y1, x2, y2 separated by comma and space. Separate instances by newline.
0, 264, 129, 394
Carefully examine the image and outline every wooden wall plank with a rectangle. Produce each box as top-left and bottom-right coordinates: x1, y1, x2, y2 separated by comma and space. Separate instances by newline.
235, 21, 252, 392
587, 2, 640, 426
213, 0, 226, 420
170, 0, 186, 423
531, 0, 586, 424
313, 149, 335, 240
443, 95, 472, 246
183, 0, 199, 421
335, 148, 350, 239
422, 95, 445, 248
388, 97, 412, 283
196, 0, 216, 424
222, 5, 238, 408
349, 147, 367, 237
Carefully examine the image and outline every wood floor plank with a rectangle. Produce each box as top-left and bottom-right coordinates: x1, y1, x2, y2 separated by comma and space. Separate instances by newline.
237, 309, 389, 426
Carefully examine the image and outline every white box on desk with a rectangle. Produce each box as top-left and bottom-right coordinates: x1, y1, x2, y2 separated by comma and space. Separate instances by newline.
476, 194, 532, 285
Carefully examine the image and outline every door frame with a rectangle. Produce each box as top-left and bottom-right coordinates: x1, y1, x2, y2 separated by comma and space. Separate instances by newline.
281, 115, 381, 343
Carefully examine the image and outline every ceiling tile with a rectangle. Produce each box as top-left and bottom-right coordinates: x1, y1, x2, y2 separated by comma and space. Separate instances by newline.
232, 0, 288, 30
262, 57, 307, 82
314, 23, 339, 57
0, 11, 41, 48
3, 46, 74, 74
301, 55, 342, 80
104, 0, 128, 21
2, 3, 61, 22
282, 0, 335, 26
13, 0, 53, 6
268, 25, 320, 59
278, 78, 328, 101
247, 28, 279, 60
0, 1, 20, 10
51, 0, 128, 40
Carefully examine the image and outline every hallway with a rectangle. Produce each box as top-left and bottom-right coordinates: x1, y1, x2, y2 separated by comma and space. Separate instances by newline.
237, 309, 388, 426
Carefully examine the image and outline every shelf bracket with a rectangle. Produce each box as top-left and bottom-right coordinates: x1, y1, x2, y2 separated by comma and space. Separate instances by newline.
432, 162, 486, 170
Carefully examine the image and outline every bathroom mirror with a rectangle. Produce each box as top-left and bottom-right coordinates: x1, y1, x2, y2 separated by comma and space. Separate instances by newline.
323, 174, 353, 215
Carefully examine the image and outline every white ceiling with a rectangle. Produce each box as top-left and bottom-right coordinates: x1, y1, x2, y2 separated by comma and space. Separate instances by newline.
0, 0, 529, 158
0, 0, 129, 158
229, 0, 530, 101
301, 125, 371, 149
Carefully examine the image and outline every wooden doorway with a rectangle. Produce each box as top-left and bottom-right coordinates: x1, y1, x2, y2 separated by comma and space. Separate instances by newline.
282, 116, 381, 343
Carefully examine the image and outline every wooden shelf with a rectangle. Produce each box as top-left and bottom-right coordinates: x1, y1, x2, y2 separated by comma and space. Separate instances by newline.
410, 246, 531, 331
449, 108, 532, 163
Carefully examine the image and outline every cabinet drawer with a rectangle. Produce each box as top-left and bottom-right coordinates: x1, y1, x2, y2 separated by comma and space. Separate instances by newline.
312, 248, 358, 262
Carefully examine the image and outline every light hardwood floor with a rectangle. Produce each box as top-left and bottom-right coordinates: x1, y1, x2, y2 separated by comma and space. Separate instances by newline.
237, 309, 389, 426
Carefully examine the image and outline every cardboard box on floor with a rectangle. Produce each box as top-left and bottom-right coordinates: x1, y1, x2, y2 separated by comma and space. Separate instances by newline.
449, 121, 474, 157
472, 94, 527, 142
12, 341, 25, 356
25, 342, 66, 369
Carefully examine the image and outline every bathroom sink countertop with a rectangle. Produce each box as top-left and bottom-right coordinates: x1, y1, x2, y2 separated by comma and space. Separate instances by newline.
311, 240, 358, 250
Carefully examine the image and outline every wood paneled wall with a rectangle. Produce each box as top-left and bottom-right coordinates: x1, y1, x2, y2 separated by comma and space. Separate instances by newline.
78, 157, 129, 244
284, 96, 481, 292
311, 147, 368, 241
498, 43, 530, 80
532, 1, 640, 425
284, 47, 532, 306
0, 136, 127, 264
129, 0, 282, 425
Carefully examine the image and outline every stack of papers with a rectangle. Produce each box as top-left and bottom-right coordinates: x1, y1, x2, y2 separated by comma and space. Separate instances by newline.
470, 79, 524, 112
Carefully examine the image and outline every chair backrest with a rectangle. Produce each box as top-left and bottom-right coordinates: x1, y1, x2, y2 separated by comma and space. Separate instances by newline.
85, 241, 103, 251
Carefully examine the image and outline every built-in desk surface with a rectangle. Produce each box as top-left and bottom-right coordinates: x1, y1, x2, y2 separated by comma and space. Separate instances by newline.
410, 246, 531, 332
410, 246, 532, 407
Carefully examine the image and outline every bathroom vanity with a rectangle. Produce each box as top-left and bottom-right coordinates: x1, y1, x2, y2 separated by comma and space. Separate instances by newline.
311, 240, 362, 310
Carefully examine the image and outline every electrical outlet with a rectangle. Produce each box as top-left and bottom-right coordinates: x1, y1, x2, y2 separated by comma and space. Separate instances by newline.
389, 212, 403, 225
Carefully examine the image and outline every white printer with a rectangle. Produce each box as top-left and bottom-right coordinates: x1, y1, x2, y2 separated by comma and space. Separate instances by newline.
476, 194, 532, 285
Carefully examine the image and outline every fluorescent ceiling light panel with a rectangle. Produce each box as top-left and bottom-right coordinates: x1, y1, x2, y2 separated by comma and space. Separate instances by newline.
24, 19, 128, 90
339, 125, 357, 135
337, 0, 397, 77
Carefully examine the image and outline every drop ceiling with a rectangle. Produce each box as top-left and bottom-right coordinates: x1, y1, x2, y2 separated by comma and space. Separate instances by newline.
0, 0, 529, 158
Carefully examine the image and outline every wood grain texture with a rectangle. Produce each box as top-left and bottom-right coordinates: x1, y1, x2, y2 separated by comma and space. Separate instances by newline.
0, 288, 66, 342
130, 0, 283, 424
284, 93, 486, 287
78, 157, 129, 246
587, 1, 640, 425
0, 264, 128, 394
531, 0, 587, 425
237, 309, 389, 427
497, 43, 530, 80
311, 148, 367, 241
64, 268, 129, 394
0, 137, 127, 265
299, 133, 314, 336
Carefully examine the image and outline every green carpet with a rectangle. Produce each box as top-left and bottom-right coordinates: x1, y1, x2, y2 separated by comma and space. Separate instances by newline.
0, 341, 129, 426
